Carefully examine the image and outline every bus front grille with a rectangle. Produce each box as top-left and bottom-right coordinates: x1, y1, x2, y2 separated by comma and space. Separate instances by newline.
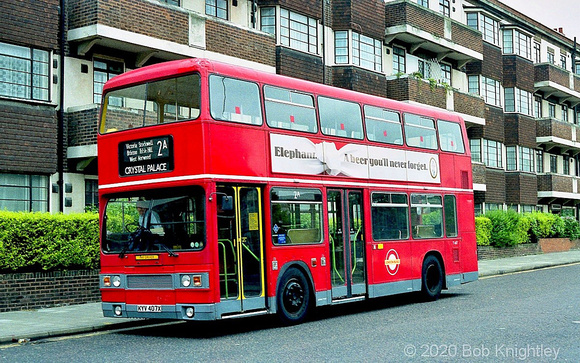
127, 275, 173, 289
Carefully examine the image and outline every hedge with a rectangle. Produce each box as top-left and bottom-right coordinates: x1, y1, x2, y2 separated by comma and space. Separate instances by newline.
476, 210, 580, 247
0, 211, 99, 273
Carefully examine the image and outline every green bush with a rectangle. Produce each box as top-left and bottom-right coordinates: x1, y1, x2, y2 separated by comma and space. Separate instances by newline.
526, 211, 560, 241
0, 212, 99, 273
475, 216, 491, 246
560, 217, 580, 240
483, 209, 529, 247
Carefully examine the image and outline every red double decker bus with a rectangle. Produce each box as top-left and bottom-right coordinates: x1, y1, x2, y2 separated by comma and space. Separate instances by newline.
98, 58, 477, 324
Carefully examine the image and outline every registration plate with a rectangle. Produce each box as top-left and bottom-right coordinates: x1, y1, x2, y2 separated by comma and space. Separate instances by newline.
137, 305, 162, 313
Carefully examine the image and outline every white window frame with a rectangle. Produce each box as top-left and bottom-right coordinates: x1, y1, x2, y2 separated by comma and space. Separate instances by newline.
0, 41, 50, 102
280, 8, 318, 55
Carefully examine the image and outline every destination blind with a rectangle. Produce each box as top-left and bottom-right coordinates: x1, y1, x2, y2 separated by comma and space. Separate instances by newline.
119, 135, 174, 177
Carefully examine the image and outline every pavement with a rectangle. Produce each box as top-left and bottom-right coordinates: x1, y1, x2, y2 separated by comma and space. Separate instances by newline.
1, 250, 580, 345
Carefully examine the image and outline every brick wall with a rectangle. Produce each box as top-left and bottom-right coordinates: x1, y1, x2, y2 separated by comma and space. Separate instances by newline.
504, 114, 536, 147
67, 107, 99, 147
503, 56, 534, 92
537, 118, 573, 140
331, 66, 387, 98
0, 270, 100, 312
505, 172, 537, 205
386, 1, 444, 39
451, 20, 483, 55
206, 19, 276, 66
0, 0, 60, 50
472, 163, 486, 185
537, 174, 574, 193
0, 101, 58, 175
68, 0, 189, 45
332, 0, 385, 39
258, 0, 322, 18
482, 106, 505, 142
477, 244, 541, 260
277, 47, 324, 83
387, 77, 447, 109
485, 168, 506, 203
454, 91, 485, 119
535, 63, 570, 89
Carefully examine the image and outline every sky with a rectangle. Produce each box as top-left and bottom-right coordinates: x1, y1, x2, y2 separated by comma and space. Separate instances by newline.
498, 0, 580, 41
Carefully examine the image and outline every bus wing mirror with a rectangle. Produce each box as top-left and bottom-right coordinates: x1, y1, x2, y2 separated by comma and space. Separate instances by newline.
221, 196, 233, 211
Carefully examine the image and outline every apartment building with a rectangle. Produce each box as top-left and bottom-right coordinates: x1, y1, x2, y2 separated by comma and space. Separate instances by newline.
0, 0, 579, 216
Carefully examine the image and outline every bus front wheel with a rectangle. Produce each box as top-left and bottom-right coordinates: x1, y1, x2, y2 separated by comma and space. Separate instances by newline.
277, 267, 311, 325
421, 255, 443, 301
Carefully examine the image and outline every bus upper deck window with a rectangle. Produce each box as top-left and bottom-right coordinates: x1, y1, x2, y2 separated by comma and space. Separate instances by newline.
209, 75, 263, 126
319, 96, 363, 139
404, 113, 438, 150
264, 85, 317, 133
437, 120, 465, 153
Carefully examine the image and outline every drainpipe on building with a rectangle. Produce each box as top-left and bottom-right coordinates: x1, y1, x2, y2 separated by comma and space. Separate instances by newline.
57, 0, 65, 213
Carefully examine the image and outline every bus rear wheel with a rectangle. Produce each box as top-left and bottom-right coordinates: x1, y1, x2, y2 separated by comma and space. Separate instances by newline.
421, 255, 443, 301
277, 267, 311, 325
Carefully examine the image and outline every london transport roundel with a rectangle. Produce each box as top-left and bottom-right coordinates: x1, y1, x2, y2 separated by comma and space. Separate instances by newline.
385, 249, 401, 276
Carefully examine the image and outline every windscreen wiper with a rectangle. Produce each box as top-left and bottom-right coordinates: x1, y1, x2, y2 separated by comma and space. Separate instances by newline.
157, 243, 179, 257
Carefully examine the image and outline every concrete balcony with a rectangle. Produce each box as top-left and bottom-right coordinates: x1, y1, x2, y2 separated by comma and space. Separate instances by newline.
536, 117, 580, 155
385, 0, 483, 67
537, 174, 580, 206
534, 63, 580, 108
66, 0, 275, 68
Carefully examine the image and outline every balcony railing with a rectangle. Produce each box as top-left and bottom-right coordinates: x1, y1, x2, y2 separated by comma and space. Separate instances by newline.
537, 174, 580, 203
536, 118, 580, 154
385, 0, 483, 67
534, 63, 580, 108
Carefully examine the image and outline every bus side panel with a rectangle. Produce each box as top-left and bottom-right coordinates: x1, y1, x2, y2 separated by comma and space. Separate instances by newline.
207, 123, 268, 177
367, 241, 413, 287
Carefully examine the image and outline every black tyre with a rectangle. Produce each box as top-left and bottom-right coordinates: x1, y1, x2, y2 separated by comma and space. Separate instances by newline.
277, 267, 311, 325
421, 255, 444, 301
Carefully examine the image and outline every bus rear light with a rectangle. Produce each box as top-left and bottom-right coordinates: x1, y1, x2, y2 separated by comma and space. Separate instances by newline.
112, 275, 121, 287
103, 276, 111, 287
192, 275, 202, 287
185, 307, 194, 318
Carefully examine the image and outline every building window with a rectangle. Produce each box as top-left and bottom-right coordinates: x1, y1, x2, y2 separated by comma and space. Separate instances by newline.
335, 31, 348, 64
548, 103, 556, 118
470, 138, 481, 163
352, 32, 382, 72
393, 46, 406, 74
564, 155, 570, 175
85, 179, 99, 211
482, 76, 501, 107
503, 29, 531, 60
534, 96, 542, 118
0, 174, 48, 212
520, 147, 534, 172
483, 139, 503, 168
480, 14, 500, 46
280, 9, 318, 54
206, 0, 227, 20
506, 146, 516, 171
466, 13, 478, 30
417, 0, 429, 8
468, 75, 479, 95
562, 105, 569, 122
504, 87, 532, 116
94, 59, 123, 104
536, 150, 544, 173
547, 48, 555, 64
534, 42, 541, 63
561, 54, 567, 69
439, 0, 450, 17
550, 154, 558, 173
335, 31, 382, 72
0, 42, 50, 101
575, 62, 580, 75
441, 63, 451, 85
160, 0, 179, 5
260, 7, 276, 35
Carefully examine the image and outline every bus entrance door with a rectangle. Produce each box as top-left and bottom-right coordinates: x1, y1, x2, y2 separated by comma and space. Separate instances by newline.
327, 189, 366, 300
217, 185, 265, 314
